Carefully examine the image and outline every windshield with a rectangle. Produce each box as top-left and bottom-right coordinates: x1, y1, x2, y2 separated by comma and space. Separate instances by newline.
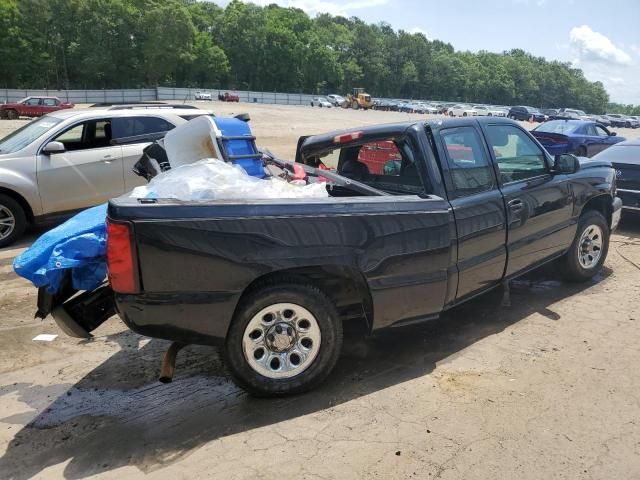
0, 116, 62, 154
534, 120, 578, 134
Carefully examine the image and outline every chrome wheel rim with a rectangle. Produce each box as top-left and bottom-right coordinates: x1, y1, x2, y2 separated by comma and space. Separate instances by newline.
578, 224, 603, 269
242, 303, 321, 379
0, 205, 15, 241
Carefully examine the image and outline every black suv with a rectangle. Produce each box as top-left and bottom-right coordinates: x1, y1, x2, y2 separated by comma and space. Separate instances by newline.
508, 106, 546, 122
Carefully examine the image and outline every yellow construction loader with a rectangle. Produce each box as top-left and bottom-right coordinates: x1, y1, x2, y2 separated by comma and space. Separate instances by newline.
341, 88, 374, 110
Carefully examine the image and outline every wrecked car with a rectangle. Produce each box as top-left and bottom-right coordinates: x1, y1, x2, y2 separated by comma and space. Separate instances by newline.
26, 117, 622, 396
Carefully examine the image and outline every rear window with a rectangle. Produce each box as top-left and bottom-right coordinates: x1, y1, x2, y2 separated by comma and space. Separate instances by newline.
302, 137, 428, 195
112, 116, 175, 140
534, 121, 577, 134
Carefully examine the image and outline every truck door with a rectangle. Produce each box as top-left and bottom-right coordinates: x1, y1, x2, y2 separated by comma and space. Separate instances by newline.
482, 123, 574, 277
437, 126, 507, 301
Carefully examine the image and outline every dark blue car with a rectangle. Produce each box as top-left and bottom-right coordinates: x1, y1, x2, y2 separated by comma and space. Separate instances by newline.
531, 120, 625, 157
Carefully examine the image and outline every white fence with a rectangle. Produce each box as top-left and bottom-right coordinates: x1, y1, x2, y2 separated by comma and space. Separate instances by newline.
1, 87, 322, 106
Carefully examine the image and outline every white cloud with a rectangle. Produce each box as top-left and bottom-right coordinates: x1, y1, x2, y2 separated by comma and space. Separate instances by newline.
408, 27, 431, 40
247, 0, 389, 16
569, 25, 631, 66
568, 25, 639, 104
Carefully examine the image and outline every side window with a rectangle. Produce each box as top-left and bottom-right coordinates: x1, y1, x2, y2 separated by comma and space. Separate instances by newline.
486, 125, 548, 183
584, 125, 597, 136
52, 119, 113, 151
441, 127, 495, 196
26, 98, 42, 106
595, 125, 609, 137
111, 116, 175, 141
43, 98, 58, 106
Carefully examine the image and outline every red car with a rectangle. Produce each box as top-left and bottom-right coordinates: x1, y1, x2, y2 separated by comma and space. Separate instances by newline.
0, 96, 74, 119
219, 92, 239, 102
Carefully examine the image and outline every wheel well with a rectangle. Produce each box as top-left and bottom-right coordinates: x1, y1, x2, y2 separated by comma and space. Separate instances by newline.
0, 187, 34, 222
582, 195, 612, 225
234, 266, 373, 334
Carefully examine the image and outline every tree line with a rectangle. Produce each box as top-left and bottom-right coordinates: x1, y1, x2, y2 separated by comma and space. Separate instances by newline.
0, 0, 624, 113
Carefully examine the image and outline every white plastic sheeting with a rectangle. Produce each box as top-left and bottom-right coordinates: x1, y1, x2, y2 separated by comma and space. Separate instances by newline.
129, 159, 328, 201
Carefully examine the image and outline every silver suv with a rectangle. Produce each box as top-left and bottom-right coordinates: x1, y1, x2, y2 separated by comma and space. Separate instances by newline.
0, 106, 213, 247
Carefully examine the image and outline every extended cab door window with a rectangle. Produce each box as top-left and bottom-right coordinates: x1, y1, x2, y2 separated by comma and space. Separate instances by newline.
486, 124, 548, 183
441, 126, 495, 196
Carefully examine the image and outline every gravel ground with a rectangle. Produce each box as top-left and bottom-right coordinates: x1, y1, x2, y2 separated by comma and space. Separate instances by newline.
0, 104, 639, 479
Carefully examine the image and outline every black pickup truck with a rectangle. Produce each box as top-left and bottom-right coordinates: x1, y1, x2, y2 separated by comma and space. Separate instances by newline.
56, 117, 622, 396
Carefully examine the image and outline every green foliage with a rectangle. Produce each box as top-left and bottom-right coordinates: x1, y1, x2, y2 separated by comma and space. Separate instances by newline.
1, 0, 622, 112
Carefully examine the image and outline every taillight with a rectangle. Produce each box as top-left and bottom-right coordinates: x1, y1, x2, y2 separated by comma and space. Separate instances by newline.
106, 220, 139, 294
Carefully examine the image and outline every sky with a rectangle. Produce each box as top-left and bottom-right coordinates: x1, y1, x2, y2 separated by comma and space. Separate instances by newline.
213, 0, 640, 104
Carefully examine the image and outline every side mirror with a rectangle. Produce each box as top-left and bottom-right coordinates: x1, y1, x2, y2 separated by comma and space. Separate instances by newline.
553, 154, 580, 174
42, 141, 66, 154
611, 132, 617, 136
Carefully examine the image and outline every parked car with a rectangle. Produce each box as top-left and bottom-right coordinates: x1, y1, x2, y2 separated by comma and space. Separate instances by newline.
531, 120, 625, 158
447, 104, 478, 117
0, 106, 213, 246
606, 114, 637, 128
194, 92, 212, 101
540, 108, 559, 117
310, 97, 333, 108
326, 94, 345, 107
57, 117, 621, 396
0, 97, 74, 120
593, 115, 612, 127
219, 92, 240, 102
473, 105, 506, 117
592, 139, 640, 212
508, 106, 546, 122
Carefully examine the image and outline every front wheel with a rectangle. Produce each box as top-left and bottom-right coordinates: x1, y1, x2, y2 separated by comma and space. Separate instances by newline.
225, 282, 343, 396
0, 194, 27, 248
563, 210, 609, 282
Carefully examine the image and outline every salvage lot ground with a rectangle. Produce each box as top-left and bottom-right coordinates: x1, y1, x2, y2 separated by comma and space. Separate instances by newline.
1, 104, 640, 479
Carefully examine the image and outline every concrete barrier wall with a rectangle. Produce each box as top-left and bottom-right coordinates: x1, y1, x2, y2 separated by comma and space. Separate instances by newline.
1, 87, 327, 106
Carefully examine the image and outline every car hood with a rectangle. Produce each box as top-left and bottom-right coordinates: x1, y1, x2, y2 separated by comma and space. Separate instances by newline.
578, 156, 612, 169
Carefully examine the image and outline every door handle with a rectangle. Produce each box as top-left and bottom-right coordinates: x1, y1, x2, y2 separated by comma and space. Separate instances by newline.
508, 199, 524, 212
102, 154, 113, 164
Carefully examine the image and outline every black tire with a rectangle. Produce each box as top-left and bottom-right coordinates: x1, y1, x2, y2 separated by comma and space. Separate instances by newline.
6, 109, 18, 120
576, 145, 588, 157
488, 113, 493, 117
463, 112, 468, 117
351, 101, 359, 110
225, 282, 343, 396
563, 210, 609, 282
0, 193, 27, 248
449, 111, 454, 117
0, 110, 7, 120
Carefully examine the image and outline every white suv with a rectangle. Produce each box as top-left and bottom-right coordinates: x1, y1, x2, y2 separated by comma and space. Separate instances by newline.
0, 106, 213, 247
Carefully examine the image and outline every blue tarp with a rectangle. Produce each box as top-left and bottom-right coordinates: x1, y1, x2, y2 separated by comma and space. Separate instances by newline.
13, 204, 108, 293
13, 116, 262, 295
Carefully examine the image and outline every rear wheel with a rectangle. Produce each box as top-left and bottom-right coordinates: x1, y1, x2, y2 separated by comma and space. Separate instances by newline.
6, 110, 18, 120
0, 110, 7, 120
449, 111, 454, 117
463, 112, 468, 117
563, 210, 609, 282
225, 282, 343, 396
0, 194, 27, 248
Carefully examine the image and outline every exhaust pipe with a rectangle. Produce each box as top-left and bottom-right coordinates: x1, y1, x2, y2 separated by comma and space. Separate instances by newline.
158, 342, 187, 383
